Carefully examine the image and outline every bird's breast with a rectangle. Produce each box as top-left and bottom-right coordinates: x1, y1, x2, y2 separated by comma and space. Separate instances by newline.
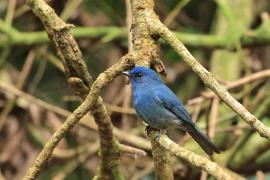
132, 89, 179, 129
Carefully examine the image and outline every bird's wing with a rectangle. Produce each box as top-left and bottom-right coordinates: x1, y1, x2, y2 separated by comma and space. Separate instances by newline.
153, 85, 194, 125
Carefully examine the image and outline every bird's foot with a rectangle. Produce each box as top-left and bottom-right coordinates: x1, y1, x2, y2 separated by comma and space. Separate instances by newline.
154, 129, 166, 144
145, 126, 166, 145
145, 126, 155, 136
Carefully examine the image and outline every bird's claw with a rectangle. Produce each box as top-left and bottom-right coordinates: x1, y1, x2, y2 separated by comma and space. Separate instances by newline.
154, 129, 165, 144
145, 126, 165, 146
145, 126, 154, 135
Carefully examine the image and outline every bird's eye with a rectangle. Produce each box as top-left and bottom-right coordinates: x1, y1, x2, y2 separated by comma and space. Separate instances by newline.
135, 73, 143, 78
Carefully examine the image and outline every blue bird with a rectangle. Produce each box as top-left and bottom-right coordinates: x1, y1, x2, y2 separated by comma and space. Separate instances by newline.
123, 66, 220, 155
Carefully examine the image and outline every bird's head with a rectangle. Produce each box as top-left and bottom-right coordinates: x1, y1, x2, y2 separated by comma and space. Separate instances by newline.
122, 66, 162, 86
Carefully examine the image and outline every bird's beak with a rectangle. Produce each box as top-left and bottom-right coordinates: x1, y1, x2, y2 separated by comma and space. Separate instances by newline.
122, 71, 131, 77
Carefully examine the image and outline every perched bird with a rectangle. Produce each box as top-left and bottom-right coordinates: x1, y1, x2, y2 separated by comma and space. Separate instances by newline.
123, 66, 220, 155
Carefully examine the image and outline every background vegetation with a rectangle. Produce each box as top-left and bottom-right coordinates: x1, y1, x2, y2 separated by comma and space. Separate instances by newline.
0, 0, 270, 179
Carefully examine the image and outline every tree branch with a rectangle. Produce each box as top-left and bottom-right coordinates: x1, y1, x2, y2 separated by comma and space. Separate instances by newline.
148, 130, 246, 180
188, 69, 270, 105
23, 54, 134, 180
130, 0, 173, 179
146, 17, 270, 140
24, 0, 134, 179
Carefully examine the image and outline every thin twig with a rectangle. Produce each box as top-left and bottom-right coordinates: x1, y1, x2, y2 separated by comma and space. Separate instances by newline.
5, 0, 17, 26
125, 0, 133, 52
0, 50, 35, 131
106, 104, 136, 114
208, 98, 219, 140
200, 171, 208, 180
0, 81, 151, 150
164, 0, 190, 27
52, 142, 99, 180
188, 69, 270, 105
122, 0, 133, 130
60, 0, 82, 21
119, 144, 147, 157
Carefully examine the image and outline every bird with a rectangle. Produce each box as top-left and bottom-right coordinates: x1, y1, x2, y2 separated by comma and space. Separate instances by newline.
123, 66, 220, 155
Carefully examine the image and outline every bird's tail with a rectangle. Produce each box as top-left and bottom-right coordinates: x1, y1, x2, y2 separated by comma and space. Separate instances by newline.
188, 126, 220, 155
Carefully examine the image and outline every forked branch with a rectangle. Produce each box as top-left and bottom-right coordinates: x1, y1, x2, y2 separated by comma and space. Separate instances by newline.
23, 54, 134, 180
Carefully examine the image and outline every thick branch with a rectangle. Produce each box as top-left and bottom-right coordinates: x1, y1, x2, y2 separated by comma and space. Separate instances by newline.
128, 1, 246, 179
24, 0, 133, 179
147, 18, 270, 140
130, 0, 172, 179
150, 137, 173, 179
